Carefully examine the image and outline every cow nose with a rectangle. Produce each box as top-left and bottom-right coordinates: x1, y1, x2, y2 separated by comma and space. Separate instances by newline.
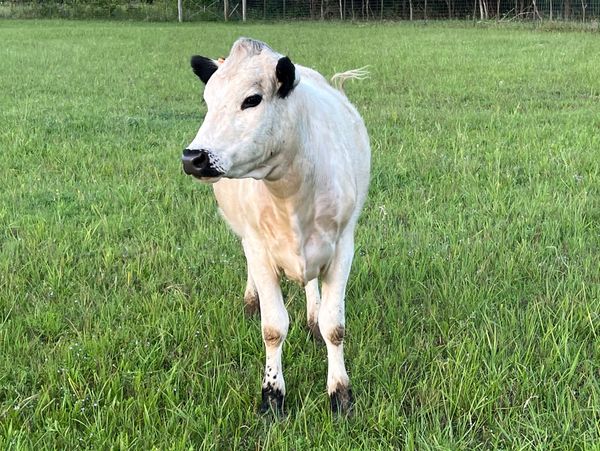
182, 148, 210, 175
182, 148, 224, 178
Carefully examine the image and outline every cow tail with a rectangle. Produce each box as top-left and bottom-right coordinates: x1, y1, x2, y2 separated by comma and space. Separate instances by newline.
330, 67, 370, 94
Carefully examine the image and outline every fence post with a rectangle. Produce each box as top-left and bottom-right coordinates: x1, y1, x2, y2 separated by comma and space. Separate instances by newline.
178, 0, 182, 22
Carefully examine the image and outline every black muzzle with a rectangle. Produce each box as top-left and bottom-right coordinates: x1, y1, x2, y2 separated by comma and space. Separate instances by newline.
182, 149, 224, 178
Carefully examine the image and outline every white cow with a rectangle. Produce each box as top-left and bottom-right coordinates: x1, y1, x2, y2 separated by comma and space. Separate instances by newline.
182, 38, 370, 415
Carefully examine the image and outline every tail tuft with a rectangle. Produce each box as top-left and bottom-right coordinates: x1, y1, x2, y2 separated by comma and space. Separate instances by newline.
331, 66, 370, 93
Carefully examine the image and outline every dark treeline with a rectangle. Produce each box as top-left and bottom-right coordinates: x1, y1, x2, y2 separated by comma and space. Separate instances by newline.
245, 0, 599, 20
3, 0, 599, 21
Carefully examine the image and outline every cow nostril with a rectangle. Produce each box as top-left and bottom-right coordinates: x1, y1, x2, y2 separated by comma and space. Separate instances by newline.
192, 152, 209, 169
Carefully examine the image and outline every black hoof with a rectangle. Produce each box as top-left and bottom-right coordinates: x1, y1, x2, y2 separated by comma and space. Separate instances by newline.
330, 386, 354, 416
244, 292, 260, 316
260, 386, 285, 415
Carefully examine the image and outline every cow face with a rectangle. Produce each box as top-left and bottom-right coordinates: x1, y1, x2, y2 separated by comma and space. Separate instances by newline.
182, 38, 299, 182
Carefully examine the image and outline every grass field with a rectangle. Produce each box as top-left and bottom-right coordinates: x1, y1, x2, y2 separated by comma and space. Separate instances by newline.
1, 20, 599, 449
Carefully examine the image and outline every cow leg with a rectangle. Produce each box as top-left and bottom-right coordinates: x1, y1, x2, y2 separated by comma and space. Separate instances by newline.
305, 278, 322, 341
319, 231, 355, 415
242, 240, 260, 316
244, 246, 289, 415
243, 267, 260, 316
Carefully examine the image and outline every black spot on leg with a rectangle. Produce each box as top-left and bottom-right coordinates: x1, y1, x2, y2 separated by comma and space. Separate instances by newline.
307, 318, 324, 342
244, 291, 260, 316
328, 325, 345, 346
260, 386, 285, 416
262, 327, 283, 346
330, 385, 354, 416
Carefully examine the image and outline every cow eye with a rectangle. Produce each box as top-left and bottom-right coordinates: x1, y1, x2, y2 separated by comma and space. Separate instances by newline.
241, 94, 262, 110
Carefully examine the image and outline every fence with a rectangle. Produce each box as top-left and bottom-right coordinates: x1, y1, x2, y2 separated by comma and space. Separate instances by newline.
2, 0, 599, 21
207, 0, 600, 21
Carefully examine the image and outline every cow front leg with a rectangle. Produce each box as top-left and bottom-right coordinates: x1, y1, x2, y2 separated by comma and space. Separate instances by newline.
245, 247, 289, 415
319, 232, 355, 415
305, 278, 322, 341
258, 279, 288, 415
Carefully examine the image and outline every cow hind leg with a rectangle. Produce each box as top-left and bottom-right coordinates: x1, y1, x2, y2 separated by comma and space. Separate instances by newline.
242, 240, 260, 316
243, 270, 260, 316
305, 278, 322, 341
319, 231, 355, 415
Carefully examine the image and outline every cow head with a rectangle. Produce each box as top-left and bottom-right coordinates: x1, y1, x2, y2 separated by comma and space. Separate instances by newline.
182, 38, 300, 182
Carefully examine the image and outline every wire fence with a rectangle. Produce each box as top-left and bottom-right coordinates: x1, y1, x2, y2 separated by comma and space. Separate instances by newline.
2, 0, 599, 21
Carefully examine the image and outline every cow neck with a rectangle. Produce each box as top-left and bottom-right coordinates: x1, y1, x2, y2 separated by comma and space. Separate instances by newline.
262, 149, 316, 204
262, 94, 316, 202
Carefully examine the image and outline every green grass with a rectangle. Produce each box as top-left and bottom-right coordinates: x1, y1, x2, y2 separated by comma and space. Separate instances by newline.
1, 20, 599, 449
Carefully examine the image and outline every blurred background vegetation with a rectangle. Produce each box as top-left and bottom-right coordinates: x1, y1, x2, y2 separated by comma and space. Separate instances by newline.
1, 0, 599, 22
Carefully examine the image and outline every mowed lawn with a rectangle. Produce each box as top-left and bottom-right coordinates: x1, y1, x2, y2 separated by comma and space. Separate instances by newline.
1, 19, 599, 449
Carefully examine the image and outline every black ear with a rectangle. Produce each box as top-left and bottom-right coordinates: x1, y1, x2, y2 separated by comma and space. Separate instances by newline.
190, 55, 218, 84
276, 56, 296, 99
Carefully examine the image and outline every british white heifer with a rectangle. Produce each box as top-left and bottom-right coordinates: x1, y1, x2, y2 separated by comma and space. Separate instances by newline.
182, 38, 370, 415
